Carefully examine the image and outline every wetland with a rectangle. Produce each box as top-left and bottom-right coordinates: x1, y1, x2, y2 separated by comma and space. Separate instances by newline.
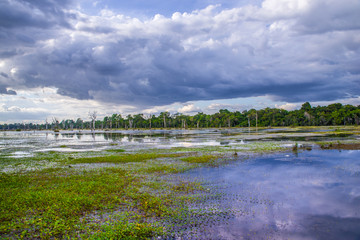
1, 126, 360, 239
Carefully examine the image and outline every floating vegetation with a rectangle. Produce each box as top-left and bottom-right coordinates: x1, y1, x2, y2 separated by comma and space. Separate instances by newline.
319, 142, 360, 150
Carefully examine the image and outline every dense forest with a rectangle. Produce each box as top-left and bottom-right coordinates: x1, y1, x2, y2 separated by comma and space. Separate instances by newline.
1, 102, 360, 131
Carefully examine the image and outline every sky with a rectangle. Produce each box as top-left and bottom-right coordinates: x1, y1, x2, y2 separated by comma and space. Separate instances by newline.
0, 0, 360, 123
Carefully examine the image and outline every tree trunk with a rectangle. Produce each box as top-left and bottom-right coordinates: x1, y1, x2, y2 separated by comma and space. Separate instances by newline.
256, 112, 258, 130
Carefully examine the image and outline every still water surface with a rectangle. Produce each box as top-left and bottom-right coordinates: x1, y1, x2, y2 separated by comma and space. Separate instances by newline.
1, 130, 360, 239
182, 150, 360, 239
1, 128, 356, 156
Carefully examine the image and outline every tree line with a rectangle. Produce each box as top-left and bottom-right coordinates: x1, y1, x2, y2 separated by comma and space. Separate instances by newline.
1, 102, 360, 131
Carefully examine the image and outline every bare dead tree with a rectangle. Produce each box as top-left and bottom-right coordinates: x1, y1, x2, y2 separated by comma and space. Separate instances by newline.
304, 111, 313, 126
88, 111, 97, 131
256, 111, 258, 131
52, 117, 59, 131
144, 114, 152, 129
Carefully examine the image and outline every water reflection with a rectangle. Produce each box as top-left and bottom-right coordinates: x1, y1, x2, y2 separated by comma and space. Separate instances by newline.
1, 129, 356, 151
182, 150, 360, 239
0, 130, 227, 153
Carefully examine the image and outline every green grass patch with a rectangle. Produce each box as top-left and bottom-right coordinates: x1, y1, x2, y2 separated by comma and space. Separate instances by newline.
247, 142, 287, 153
105, 149, 125, 153
180, 155, 218, 164
1, 164, 202, 239
87, 215, 164, 239
70, 153, 184, 164
0, 168, 142, 238
0, 148, 224, 239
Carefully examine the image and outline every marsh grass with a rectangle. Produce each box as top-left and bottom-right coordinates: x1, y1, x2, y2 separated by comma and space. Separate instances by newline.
0, 149, 224, 239
181, 155, 219, 164
3, 127, 354, 239
247, 141, 287, 153
105, 149, 125, 153
70, 153, 185, 164
0, 168, 143, 238
318, 141, 360, 150
0, 165, 194, 239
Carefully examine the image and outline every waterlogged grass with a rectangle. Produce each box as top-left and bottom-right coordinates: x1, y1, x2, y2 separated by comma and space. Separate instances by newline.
317, 141, 360, 150
88, 215, 164, 239
0, 150, 223, 239
0, 151, 69, 173
70, 153, 185, 164
2, 126, 358, 239
247, 141, 288, 153
143, 146, 229, 154
105, 149, 125, 153
0, 168, 139, 238
0, 165, 202, 239
181, 155, 219, 164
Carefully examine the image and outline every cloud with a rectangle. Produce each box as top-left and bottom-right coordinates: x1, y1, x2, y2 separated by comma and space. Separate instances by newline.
275, 103, 299, 111
0, 86, 17, 95
0, 0, 73, 29
206, 103, 253, 112
0, 0, 359, 110
0, 87, 140, 123
177, 104, 201, 114
295, 0, 360, 34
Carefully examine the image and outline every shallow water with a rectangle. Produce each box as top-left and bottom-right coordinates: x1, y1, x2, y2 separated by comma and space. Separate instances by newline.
1, 129, 360, 238
1, 128, 356, 156
181, 150, 360, 240
0, 129, 254, 157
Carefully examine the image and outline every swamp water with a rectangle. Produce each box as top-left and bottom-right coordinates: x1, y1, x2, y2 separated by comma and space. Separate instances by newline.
1, 129, 359, 239
180, 150, 360, 240
1, 127, 355, 156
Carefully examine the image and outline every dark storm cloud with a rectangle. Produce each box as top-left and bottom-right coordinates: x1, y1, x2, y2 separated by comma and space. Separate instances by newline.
0, 0, 359, 107
0, 72, 9, 78
0, 0, 73, 29
0, 0, 75, 56
0, 86, 16, 95
0, 49, 18, 59
296, 0, 360, 34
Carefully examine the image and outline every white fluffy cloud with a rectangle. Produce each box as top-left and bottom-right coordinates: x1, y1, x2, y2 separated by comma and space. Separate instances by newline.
275, 103, 299, 111
0, 0, 359, 111
178, 104, 201, 114
0, 87, 136, 123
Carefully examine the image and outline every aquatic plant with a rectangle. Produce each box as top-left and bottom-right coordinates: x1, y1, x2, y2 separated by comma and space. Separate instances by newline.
293, 142, 298, 151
